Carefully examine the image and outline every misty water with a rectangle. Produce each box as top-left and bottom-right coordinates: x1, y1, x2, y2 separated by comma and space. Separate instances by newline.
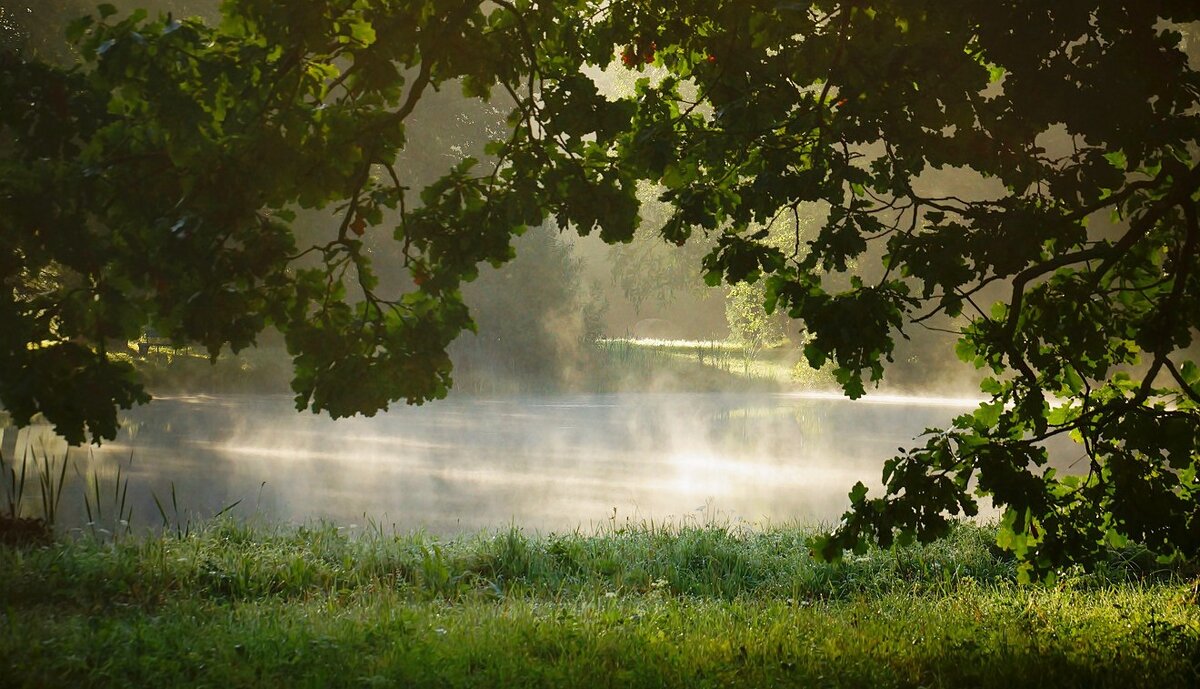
1, 392, 1000, 535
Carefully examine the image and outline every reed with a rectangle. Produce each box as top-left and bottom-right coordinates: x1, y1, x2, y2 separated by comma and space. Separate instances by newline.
0, 439, 72, 527
80, 449, 135, 539
0, 448, 28, 519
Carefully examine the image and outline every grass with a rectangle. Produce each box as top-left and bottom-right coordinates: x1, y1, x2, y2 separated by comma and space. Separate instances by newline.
587, 338, 821, 392
102, 337, 831, 397
2, 519, 1197, 688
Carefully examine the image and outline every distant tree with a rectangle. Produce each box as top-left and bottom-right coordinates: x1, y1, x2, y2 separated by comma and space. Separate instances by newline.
455, 222, 591, 388
3, 1, 1199, 578
725, 282, 785, 352
723, 208, 818, 353
608, 183, 717, 314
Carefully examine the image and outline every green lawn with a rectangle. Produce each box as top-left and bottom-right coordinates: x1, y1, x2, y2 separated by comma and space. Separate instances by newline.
586, 338, 814, 392
2, 521, 1197, 688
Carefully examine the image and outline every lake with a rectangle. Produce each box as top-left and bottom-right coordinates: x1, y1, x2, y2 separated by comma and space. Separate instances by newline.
1, 391, 988, 535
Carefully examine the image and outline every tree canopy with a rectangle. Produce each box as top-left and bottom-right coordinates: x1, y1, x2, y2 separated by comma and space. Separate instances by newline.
3, 0, 1199, 578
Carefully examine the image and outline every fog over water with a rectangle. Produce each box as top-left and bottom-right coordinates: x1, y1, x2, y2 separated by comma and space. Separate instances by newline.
2, 392, 999, 535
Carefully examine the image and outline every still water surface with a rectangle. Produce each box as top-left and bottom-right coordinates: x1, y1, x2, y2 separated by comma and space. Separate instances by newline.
4, 392, 982, 535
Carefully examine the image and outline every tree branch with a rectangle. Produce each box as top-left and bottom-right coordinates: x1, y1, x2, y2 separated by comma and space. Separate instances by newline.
1085, 161, 1200, 293
1164, 357, 1200, 405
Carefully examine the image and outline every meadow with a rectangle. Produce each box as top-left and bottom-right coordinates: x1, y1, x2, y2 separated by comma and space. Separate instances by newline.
2, 519, 1197, 688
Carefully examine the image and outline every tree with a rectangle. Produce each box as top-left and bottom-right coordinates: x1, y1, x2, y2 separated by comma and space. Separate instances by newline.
1, 0, 570, 443
608, 182, 717, 315
455, 222, 593, 390
3, 1, 1199, 578
724, 207, 817, 354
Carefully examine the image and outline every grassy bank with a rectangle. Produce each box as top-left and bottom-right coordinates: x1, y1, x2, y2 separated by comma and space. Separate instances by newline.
584, 338, 823, 392
2, 520, 1198, 688
113, 337, 829, 397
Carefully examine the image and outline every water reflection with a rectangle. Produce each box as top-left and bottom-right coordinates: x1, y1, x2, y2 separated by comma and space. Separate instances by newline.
1, 392, 979, 535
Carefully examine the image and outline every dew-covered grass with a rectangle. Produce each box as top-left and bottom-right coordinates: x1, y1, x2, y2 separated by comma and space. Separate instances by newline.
2, 520, 1197, 688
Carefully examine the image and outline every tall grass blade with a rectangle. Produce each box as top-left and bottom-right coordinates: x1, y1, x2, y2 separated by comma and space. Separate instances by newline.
16, 453, 27, 518
83, 482, 94, 529
0, 449, 17, 518
213, 498, 243, 519
54, 447, 69, 524
152, 492, 170, 529
170, 482, 186, 538
92, 462, 103, 523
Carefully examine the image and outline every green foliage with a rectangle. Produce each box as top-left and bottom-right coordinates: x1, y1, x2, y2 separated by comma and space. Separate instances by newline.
1, 1, 556, 441
725, 282, 787, 354
3, 1, 1200, 576
724, 208, 814, 353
